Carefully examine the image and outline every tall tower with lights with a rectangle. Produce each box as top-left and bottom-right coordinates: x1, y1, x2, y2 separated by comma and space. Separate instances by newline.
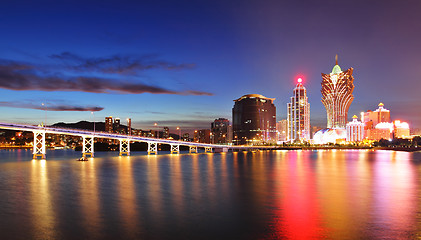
321, 55, 354, 128
287, 78, 310, 141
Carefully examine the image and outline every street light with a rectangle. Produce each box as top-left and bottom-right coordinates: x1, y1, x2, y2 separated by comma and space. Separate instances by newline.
176, 127, 181, 141
154, 123, 158, 138
91, 112, 95, 135
41, 102, 47, 127
127, 118, 131, 136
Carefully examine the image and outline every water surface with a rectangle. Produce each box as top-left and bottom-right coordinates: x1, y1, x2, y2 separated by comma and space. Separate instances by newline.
1, 149, 421, 239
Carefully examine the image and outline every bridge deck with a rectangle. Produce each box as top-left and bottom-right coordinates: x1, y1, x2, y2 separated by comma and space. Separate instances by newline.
0, 122, 274, 150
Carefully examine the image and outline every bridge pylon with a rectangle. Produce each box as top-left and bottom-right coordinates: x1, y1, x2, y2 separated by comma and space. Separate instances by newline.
170, 144, 180, 154
33, 130, 46, 159
189, 146, 197, 153
119, 139, 130, 156
148, 142, 158, 155
205, 147, 213, 153
82, 136, 94, 158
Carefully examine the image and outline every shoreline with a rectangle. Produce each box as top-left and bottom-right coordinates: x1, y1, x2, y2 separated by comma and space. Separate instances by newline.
1, 146, 419, 152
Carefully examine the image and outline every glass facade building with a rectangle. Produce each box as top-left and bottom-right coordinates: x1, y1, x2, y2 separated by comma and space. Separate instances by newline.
232, 94, 276, 145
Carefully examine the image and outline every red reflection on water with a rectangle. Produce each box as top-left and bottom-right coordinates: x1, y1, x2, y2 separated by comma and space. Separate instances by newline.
270, 151, 324, 239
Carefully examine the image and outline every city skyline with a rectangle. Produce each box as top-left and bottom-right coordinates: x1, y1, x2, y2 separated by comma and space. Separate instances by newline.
1, 0, 420, 133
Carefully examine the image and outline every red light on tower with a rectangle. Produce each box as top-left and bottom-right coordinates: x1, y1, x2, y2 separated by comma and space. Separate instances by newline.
297, 78, 303, 83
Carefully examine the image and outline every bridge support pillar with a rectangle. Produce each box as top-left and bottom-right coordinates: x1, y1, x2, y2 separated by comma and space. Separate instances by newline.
205, 147, 212, 153
33, 131, 46, 159
170, 144, 180, 154
189, 146, 197, 153
148, 142, 158, 155
82, 136, 94, 158
119, 139, 130, 156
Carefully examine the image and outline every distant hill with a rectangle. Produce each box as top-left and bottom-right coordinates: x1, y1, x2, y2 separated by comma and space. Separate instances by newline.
52, 121, 107, 131
51, 121, 181, 139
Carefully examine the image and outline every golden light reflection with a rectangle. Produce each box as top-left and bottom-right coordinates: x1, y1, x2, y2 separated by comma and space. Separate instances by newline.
117, 156, 140, 238
169, 154, 184, 217
147, 154, 164, 223
206, 153, 216, 208
79, 158, 102, 239
30, 160, 57, 239
316, 150, 354, 239
191, 153, 202, 201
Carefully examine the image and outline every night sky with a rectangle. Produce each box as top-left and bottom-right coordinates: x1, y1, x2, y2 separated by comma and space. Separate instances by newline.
1, 0, 420, 133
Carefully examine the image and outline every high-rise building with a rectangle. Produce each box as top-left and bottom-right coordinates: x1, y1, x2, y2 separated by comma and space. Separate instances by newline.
232, 94, 276, 145
321, 55, 354, 128
287, 78, 310, 142
194, 129, 211, 143
346, 115, 365, 142
105, 116, 113, 133
182, 133, 190, 142
211, 118, 230, 144
114, 118, 121, 131
361, 103, 390, 127
362, 103, 394, 141
163, 127, 170, 139
394, 120, 410, 139
276, 119, 288, 142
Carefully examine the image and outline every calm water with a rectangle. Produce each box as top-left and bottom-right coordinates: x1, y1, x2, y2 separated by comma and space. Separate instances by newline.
1, 149, 421, 239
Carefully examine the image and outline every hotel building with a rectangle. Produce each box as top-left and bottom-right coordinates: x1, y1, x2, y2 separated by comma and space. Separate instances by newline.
321, 55, 355, 129
232, 94, 276, 145
287, 78, 310, 142
346, 115, 364, 142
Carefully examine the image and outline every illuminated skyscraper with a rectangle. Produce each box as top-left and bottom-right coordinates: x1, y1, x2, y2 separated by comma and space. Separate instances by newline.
163, 127, 169, 139
211, 118, 230, 144
105, 116, 113, 133
276, 119, 288, 141
232, 94, 276, 145
321, 55, 354, 128
287, 78, 310, 141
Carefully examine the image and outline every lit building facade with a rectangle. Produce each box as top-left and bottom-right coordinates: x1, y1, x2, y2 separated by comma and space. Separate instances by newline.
163, 127, 170, 139
361, 103, 390, 127
194, 129, 211, 143
287, 78, 310, 142
276, 119, 288, 142
105, 116, 113, 133
394, 120, 410, 139
114, 118, 121, 130
182, 133, 190, 142
346, 115, 365, 142
211, 118, 230, 144
232, 94, 276, 145
321, 55, 354, 129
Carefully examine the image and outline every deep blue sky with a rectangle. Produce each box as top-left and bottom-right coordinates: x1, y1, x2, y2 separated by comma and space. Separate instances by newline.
1, 0, 420, 133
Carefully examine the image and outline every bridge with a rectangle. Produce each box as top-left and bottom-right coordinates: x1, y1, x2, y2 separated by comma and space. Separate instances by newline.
0, 122, 274, 159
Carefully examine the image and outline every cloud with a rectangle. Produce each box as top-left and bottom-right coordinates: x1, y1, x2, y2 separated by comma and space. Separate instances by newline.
182, 90, 213, 96
0, 101, 104, 112
0, 60, 213, 95
50, 52, 196, 75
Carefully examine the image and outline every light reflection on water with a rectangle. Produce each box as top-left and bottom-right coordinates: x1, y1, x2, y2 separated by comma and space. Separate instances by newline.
1, 149, 421, 239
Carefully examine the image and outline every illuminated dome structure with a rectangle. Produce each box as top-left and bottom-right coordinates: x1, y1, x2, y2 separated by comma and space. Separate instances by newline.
313, 128, 347, 144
